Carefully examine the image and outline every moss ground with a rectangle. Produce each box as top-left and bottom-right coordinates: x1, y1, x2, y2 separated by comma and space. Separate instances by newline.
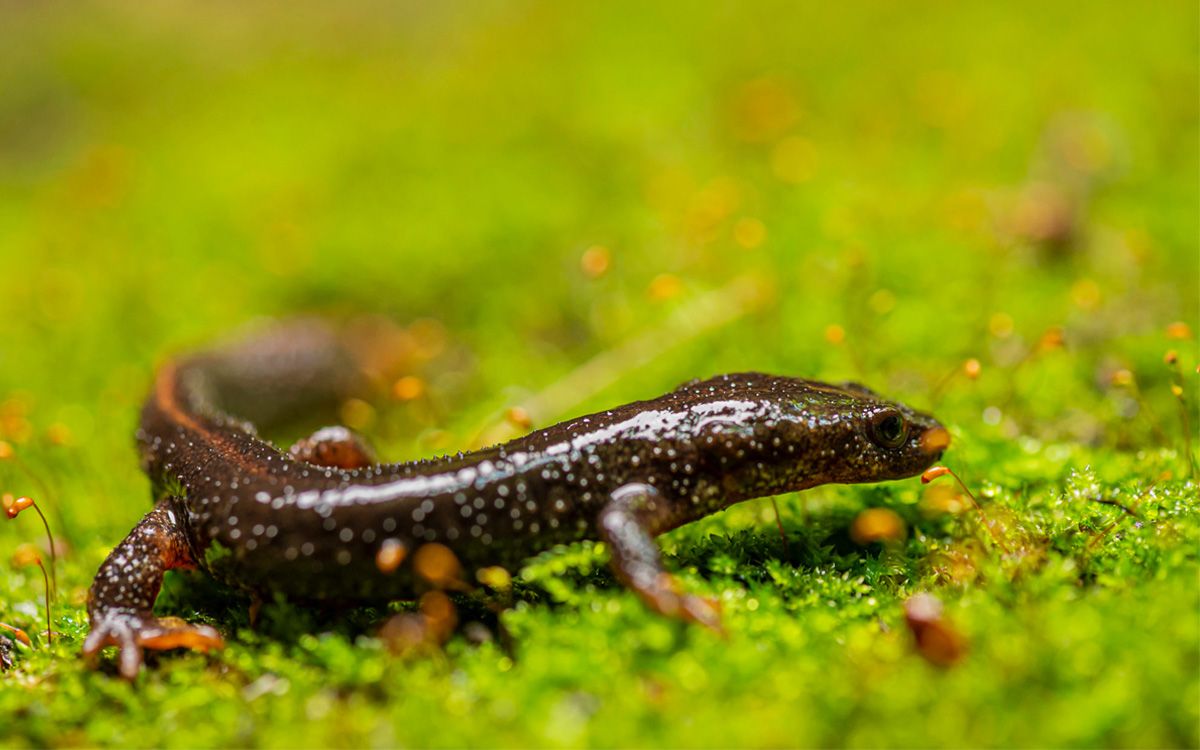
0, 2, 1196, 746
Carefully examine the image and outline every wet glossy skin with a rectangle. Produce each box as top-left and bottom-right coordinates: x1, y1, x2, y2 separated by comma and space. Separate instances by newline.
84, 323, 949, 677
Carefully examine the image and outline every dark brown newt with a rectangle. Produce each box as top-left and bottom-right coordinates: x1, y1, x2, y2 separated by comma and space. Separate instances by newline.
83, 321, 951, 677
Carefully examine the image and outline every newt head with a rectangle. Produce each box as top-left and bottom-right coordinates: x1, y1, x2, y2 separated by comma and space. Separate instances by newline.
677, 373, 950, 497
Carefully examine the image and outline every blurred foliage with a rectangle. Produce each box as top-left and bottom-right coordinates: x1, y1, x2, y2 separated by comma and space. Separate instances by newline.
0, 0, 1196, 747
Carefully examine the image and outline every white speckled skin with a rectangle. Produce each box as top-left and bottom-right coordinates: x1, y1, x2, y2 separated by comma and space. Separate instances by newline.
86, 322, 947, 673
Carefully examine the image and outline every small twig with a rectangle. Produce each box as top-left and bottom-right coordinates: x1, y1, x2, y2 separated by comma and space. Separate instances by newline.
1086, 483, 1154, 553
1163, 351, 1197, 480
29, 502, 56, 598
10, 544, 52, 647
1088, 496, 1139, 519
36, 559, 51, 646
769, 497, 789, 554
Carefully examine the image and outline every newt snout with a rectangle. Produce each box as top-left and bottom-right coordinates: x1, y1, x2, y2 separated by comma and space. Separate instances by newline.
920, 426, 952, 457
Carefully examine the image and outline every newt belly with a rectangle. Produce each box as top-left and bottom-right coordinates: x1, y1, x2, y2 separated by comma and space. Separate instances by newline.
84, 320, 950, 677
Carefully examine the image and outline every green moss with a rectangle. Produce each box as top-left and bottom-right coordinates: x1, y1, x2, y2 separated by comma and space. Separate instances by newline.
0, 0, 1196, 747
201, 540, 233, 572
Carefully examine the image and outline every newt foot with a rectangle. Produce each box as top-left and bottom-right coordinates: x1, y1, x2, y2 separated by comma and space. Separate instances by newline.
678, 594, 725, 635
641, 574, 725, 635
82, 611, 223, 679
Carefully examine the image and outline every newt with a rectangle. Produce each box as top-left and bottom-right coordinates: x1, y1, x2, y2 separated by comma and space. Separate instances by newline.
83, 321, 951, 677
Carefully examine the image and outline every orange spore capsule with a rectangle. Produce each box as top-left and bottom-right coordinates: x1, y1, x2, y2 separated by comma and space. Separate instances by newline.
1038, 326, 1065, 351
380, 613, 428, 654
904, 593, 968, 667
648, 273, 683, 301
1166, 321, 1192, 340
1164, 350, 1179, 365
962, 358, 982, 380
419, 590, 458, 642
506, 407, 532, 430
580, 245, 611, 278
6, 496, 32, 520
849, 508, 906, 545
4, 496, 33, 519
412, 543, 463, 587
392, 376, 425, 401
11, 543, 41, 567
375, 538, 407, 574
824, 324, 845, 345
921, 466, 952, 484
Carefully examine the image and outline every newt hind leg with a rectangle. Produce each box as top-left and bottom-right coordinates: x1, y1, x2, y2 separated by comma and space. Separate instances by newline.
83, 500, 223, 679
288, 425, 376, 469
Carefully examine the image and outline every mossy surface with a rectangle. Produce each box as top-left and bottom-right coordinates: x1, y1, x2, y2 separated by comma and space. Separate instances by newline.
0, 2, 1196, 747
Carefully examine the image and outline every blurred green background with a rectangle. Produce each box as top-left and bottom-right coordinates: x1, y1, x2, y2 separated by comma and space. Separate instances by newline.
0, 1, 1196, 747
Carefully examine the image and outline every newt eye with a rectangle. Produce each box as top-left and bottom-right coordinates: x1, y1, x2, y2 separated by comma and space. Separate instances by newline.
869, 410, 909, 449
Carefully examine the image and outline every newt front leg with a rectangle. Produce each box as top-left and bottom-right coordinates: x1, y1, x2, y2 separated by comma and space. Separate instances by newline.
83, 501, 223, 679
598, 483, 723, 633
